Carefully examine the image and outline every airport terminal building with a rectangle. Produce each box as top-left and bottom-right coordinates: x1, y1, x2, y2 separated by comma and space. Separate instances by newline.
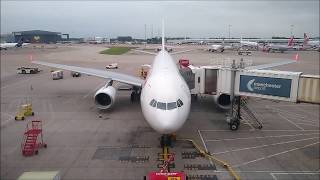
13, 30, 62, 43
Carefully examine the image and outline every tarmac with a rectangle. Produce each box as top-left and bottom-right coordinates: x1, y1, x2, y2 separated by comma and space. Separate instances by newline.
1, 44, 319, 180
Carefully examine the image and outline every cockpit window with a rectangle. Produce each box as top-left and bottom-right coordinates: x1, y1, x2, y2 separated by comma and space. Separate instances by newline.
149, 99, 157, 107
167, 102, 177, 110
177, 99, 183, 107
150, 99, 183, 110
157, 102, 166, 110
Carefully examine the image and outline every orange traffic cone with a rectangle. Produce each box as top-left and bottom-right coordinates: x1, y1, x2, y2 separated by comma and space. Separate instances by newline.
293, 53, 299, 61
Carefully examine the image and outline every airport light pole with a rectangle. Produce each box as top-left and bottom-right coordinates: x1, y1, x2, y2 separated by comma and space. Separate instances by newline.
228, 24, 232, 40
144, 24, 147, 48
290, 25, 294, 37
151, 24, 153, 39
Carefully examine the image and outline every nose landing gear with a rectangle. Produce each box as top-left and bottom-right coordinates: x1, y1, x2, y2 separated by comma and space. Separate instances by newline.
160, 134, 176, 148
130, 87, 141, 102
227, 96, 242, 131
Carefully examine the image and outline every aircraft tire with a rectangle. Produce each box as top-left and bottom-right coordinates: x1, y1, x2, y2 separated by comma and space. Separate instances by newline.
229, 121, 239, 131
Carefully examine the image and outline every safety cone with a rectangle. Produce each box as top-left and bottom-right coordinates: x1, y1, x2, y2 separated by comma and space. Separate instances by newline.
29, 54, 33, 62
293, 53, 299, 61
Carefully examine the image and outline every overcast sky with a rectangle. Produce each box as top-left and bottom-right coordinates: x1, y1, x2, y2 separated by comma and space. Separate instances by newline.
1, 1, 319, 38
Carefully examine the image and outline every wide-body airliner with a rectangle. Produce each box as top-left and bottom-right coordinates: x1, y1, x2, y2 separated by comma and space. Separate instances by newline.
32, 22, 295, 146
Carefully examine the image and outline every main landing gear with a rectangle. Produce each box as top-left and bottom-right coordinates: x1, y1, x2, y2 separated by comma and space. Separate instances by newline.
228, 96, 241, 131
229, 119, 240, 131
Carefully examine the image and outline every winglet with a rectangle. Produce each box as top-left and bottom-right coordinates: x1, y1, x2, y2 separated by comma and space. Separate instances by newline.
161, 19, 165, 51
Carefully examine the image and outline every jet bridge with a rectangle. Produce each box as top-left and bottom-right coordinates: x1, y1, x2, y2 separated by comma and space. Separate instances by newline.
186, 65, 320, 104
183, 62, 319, 130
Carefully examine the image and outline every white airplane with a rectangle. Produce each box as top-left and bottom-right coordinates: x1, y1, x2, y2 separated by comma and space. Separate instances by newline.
208, 44, 225, 52
207, 40, 235, 52
303, 33, 320, 51
32, 21, 296, 146
0, 40, 29, 50
240, 38, 259, 49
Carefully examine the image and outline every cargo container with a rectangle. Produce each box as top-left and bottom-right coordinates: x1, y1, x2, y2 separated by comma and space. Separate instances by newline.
52, 70, 63, 80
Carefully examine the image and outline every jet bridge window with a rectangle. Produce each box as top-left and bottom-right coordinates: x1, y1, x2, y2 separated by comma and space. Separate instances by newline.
177, 99, 183, 107
157, 102, 167, 110
167, 102, 177, 110
149, 99, 157, 107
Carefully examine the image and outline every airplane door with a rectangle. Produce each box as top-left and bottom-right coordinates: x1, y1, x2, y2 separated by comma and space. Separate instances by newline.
205, 69, 218, 94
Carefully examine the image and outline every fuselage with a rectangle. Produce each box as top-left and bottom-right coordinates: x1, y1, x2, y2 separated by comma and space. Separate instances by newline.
240, 40, 258, 47
0, 42, 28, 49
306, 40, 320, 48
0, 43, 18, 49
140, 50, 191, 134
210, 44, 224, 52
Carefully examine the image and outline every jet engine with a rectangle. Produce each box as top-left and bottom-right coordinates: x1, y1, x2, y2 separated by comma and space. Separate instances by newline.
94, 86, 116, 109
213, 93, 231, 110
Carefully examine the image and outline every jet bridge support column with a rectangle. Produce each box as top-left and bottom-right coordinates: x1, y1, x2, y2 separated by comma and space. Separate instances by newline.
227, 60, 241, 130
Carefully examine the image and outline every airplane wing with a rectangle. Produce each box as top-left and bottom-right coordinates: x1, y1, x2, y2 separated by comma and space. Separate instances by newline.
134, 48, 194, 55
133, 49, 157, 55
32, 61, 144, 87
170, 49, 195, 55
246, 59, 296, 70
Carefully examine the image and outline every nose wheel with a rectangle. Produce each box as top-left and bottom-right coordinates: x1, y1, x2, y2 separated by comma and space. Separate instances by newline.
160, 135, 171, 148
160, 134, 176, 148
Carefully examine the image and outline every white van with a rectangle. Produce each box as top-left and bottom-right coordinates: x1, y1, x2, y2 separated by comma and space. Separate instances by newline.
52, 70, 63, 80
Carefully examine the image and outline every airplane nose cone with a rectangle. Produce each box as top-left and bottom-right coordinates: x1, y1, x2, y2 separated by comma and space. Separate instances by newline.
150, 111, 185, 134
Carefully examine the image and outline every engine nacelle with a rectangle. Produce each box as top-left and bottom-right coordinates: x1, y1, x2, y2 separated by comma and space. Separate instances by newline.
94, 86, 116, 109
213, 93, 231, 110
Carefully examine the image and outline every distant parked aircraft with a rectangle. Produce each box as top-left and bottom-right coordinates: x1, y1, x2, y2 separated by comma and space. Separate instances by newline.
0, 39, 29, 50
208, 44, 225, 52
264, 36, 294, 53
303, 33, 320, 51
240, 38, 259, 49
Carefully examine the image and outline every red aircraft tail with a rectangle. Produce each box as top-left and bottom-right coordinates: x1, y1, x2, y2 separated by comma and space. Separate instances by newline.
303, 33, 309, 45
287, 36, 294, 47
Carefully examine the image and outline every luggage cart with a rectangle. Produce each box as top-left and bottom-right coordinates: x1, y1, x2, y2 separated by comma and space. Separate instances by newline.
15, 104, 34, 121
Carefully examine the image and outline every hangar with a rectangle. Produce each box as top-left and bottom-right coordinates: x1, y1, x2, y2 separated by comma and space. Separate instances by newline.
13, 30, 63, 43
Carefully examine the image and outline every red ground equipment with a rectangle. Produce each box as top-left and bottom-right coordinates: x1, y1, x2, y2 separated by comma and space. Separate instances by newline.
147, 153, 186, 180
21, 120, 47, 156
178, 58, 190, 68
147, 172, 185, 180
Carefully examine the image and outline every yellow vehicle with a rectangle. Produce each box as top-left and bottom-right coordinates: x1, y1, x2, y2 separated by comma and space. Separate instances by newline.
15, 104, 34, 121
